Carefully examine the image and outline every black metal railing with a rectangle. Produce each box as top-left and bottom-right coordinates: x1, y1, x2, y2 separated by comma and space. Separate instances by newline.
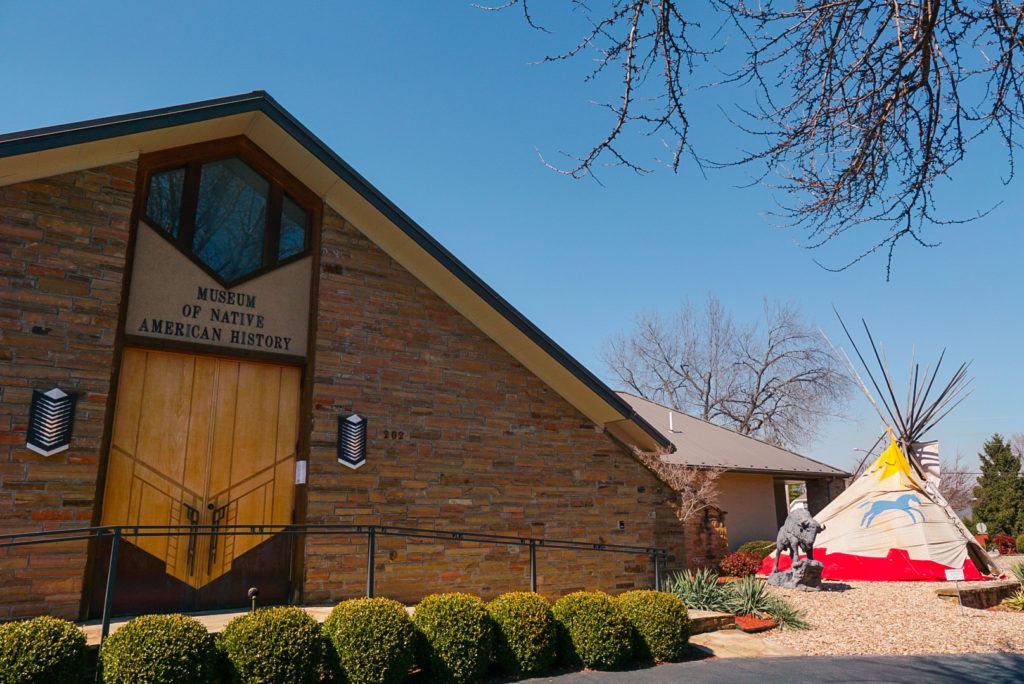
0, 523, 667, 643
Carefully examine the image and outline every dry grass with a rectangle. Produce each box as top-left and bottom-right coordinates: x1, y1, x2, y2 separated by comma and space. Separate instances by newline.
762, 579, 1024, 656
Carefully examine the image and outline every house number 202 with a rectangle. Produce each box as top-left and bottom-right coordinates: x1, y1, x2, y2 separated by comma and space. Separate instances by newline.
382, 430, 405, 440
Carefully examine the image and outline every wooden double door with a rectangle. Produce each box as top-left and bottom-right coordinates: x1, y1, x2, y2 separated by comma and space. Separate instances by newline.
92, 348, 301, 616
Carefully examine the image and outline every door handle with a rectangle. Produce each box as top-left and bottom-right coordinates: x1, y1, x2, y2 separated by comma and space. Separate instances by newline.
207, 501, 229, 574
183, 503, 200, 577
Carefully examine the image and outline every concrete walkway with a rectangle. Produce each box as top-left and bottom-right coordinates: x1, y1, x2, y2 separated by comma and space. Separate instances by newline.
522, 652, 1024, 683
79, 605, 336, 646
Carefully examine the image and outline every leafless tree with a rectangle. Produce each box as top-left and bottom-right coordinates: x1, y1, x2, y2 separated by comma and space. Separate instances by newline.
939, 451, 978, 514
632, 447, 723, 523
603, 295, 851, 448
1010, 432, 1024, 460
482, 2, 1024, 276
602, 295, 737, 422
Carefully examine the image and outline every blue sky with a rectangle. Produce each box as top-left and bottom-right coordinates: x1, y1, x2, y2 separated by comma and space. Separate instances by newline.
3, 2, 1020, 472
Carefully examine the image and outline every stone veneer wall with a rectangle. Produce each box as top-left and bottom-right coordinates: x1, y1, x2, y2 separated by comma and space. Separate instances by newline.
304, 206, 685, 604
0, 164, 136, 620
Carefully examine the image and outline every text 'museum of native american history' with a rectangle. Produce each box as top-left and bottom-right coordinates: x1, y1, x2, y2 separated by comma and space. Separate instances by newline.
0, 93, 701, 621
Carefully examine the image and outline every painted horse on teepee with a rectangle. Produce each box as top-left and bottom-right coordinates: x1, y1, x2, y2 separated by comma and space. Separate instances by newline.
760, 317, 998, 581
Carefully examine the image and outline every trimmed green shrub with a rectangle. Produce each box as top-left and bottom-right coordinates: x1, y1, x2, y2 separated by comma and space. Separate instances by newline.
219, 606, 322, 683
0, 616, 87, 684
413, 593, 492, 684
616, 590, 690, 663
551, 591, 633, 671
735, 540, 776, 560
99, 614, 217, 684
485, 592, 556, 676
322, 597, 414, 684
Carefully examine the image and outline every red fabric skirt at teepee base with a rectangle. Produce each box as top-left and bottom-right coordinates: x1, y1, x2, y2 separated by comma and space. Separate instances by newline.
757, 547, 988, 581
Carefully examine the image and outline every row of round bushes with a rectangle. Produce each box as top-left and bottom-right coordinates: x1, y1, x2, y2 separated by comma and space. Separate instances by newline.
0, 590, 690, 683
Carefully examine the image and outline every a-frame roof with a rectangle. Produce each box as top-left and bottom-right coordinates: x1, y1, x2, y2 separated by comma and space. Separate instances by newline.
0, 91, 671, 453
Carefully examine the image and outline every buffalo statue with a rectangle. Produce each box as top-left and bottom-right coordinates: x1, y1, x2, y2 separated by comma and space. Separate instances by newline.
770, 508, 825, 574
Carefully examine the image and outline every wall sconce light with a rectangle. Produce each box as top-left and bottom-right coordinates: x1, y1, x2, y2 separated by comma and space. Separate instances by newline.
337, 413, 367, 469
26, 388, 76, 456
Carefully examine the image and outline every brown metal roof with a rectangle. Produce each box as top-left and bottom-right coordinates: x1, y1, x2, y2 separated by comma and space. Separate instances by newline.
618, 393, 848, 477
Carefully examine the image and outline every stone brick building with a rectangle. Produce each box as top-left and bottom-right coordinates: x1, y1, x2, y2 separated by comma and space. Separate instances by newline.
0, 93, 688, 621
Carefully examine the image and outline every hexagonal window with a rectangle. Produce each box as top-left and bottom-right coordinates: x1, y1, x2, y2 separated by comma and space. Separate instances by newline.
145, 167, 185, 238
193, 158, 270, 283
141, 145, 315, 288
278, 194, 308, 260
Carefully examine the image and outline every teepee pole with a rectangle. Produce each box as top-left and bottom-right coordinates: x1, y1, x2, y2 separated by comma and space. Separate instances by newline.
834, 314, 902, 430
862, 321, 908, 440
820, 327, 892, 429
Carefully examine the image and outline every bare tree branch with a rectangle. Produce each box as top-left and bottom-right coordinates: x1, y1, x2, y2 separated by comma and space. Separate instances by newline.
939, 450, 978, 514
632, 446, 724, 523
1010, 432, 1024, 460
484, 1, 1024, 277
495, 0, 704, 179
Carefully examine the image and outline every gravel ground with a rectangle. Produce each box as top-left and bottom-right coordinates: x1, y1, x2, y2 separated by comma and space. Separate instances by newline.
993, 553, 1024, 575
761, 576, 1024, 656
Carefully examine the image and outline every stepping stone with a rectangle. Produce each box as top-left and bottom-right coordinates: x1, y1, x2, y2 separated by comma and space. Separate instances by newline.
690, 629, 797, 658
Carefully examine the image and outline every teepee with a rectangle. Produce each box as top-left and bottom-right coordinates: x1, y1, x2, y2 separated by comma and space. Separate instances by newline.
760, 318, 999, 581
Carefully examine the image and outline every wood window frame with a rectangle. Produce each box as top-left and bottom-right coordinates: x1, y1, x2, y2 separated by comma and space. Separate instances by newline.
138, 136, 322, 289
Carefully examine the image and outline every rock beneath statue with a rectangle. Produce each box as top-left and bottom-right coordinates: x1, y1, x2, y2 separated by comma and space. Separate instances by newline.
767, 559, 823, 591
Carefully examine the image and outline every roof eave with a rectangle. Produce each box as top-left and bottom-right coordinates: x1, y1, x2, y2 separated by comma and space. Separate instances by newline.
659, 461, 849, 478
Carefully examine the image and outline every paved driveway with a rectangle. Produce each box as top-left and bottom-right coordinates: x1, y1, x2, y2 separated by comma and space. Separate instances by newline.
523, 653, 1024, 683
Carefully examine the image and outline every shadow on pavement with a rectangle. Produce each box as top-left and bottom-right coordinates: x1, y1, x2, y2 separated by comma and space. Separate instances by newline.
522, 651, 1024, 683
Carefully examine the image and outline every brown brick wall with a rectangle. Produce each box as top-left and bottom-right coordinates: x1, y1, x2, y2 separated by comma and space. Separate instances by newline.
305, 207, 684, 604
0, 159, 686, 621
0, 164, 136, 620
682, 508, 729, 570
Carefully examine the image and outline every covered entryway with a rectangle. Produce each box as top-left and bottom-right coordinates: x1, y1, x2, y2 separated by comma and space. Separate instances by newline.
90, 348, 300, 616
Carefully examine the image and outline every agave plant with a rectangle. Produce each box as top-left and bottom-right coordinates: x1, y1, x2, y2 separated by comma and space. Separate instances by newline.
1009, 562, 1024, 584
1003, 589, 1024, 612
763, 595, 810, 630
727, 576, 809, 629
727, 575, 773, 617
665, 568, 733, 613
667, 570, 809, 629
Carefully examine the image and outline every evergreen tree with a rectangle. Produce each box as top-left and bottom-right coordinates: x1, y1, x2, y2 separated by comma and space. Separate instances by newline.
972, 434, 1024, 536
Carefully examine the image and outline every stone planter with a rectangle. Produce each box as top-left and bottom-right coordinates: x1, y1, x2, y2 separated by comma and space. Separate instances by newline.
935, 580, 1022, 609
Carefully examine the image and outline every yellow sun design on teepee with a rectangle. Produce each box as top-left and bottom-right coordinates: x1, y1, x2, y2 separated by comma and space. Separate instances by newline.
869, 431, 914, 481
